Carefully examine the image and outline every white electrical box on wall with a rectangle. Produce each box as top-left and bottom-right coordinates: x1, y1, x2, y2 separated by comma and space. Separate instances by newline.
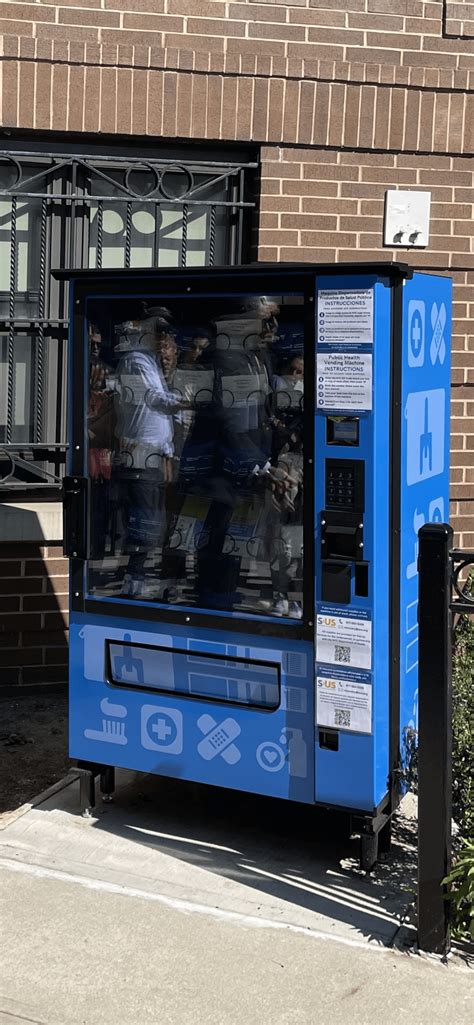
384, 190, 431, 247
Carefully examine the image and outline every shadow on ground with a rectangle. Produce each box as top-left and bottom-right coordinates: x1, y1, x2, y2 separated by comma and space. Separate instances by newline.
68, 770, 418, 946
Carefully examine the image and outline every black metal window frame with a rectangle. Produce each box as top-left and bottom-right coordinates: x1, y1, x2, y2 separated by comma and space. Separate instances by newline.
0, 139, 258, 495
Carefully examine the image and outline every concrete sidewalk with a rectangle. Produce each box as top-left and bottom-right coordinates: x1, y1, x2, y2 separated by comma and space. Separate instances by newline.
0, 771, 471, 1025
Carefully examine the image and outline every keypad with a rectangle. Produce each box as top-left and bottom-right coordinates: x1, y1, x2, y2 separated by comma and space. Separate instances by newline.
325, 465, 356, 509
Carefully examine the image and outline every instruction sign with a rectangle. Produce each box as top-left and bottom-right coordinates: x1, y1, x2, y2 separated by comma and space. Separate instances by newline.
316, 352, 372, 411
316, 611, 372, 671
318, 289, 374, 346
317, 676, 372, 734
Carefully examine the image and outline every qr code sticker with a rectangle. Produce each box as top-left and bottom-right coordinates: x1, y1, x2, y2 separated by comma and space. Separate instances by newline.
335, 708, 351, 728
334, 644, 351, 664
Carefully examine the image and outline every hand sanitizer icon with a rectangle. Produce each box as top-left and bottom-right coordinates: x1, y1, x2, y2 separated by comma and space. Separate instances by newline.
280, 728, 307, 779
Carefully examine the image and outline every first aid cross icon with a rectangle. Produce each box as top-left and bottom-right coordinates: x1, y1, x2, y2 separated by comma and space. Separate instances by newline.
412, 316, 422, 354
141, 705, 183, 754
152, 718, 173, 742
407, 299, 425, 368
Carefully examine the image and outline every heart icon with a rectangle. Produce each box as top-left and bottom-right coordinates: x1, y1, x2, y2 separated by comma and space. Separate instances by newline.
256, 741, 285, 772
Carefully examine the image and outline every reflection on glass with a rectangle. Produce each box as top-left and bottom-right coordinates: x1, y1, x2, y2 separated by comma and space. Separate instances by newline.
107, 640, 280, 708
86, 294, 304, 620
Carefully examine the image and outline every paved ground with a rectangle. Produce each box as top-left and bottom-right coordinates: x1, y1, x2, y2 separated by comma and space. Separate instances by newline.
0, 771, 471, 1025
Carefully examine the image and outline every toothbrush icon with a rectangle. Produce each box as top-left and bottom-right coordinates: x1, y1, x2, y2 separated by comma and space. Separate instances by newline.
84, 698, 128, 745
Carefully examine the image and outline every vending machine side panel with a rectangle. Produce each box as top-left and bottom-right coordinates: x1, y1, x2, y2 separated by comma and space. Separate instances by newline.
399, 273, 452, 777
314, 273, 393, 812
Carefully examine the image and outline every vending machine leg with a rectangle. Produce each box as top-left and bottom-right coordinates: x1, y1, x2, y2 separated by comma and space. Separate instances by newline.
78, 764, 96, 818
359, 832, 378, 873
378, 817, 392, 858
100, 766, 115, 803
76, 761, 115, 815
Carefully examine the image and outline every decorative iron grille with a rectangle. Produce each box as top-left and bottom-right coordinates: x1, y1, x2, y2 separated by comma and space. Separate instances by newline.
0, 148, 257, 491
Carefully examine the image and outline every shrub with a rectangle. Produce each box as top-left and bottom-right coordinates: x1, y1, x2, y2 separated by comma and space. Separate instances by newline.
446, 574, 474, 941
442, 841, 474, 942
451, 592, 474, 841
402, 572, 473, 941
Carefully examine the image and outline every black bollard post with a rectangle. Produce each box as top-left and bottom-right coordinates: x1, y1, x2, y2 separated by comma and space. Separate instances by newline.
417, 522, 453, 955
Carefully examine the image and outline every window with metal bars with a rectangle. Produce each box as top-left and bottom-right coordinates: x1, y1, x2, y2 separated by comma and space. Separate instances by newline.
0, 143, 257, 492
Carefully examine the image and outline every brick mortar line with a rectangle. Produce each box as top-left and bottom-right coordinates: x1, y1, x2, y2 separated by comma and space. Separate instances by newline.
443, 0, 474, 41
0, 53, 473, 97
1, 13, 474, 45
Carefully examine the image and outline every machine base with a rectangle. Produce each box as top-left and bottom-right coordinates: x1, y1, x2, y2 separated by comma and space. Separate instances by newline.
73, 760, 394, 870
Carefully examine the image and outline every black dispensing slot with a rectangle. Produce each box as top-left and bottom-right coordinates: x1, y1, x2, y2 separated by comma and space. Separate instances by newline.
321, 560, 352, 604
355, 561, 369, 598
322, 522, 360, 561
320, 458, 366, 604
319, 730, 339, 752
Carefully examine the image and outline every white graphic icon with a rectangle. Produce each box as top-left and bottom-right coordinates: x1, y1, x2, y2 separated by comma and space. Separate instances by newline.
84, 697, 128, 746
141, 705, 183, 754
429, 495, 444, 523
407, 300, 425, 367
430, 302, 447, 365
406, 599, 418, 634
406, 497, 444, 579
256, 729, 307, 778
406, 508, 425, 580
197, 713, 241, 764
406, 637, 419, 673
256, 740, 286, 772
405, 389, 445, 485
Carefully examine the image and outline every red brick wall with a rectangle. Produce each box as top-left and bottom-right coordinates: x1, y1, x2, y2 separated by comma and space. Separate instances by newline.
1, 1, 474, 69
0, 545, 68, 689
257, 145, 474, 546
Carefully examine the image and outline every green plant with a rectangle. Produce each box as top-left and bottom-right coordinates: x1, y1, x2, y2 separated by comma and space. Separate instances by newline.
442, 841, 474, 942
402, 572, 473, 941
402, 574, 473, 834
446, 570, 474, 941
451, 591, 474, 842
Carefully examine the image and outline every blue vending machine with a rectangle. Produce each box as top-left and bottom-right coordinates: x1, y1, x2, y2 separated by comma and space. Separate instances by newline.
57, 262, 451, 868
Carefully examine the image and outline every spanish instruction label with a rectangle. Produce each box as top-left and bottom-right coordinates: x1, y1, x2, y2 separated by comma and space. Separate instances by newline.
316, 352, 372, 411
318, 289, 374, 345
316, 676, 372, 734
316, 612, 372, 670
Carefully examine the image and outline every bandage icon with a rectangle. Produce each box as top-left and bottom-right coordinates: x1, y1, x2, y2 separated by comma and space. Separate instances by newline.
197, 713, 241, 764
